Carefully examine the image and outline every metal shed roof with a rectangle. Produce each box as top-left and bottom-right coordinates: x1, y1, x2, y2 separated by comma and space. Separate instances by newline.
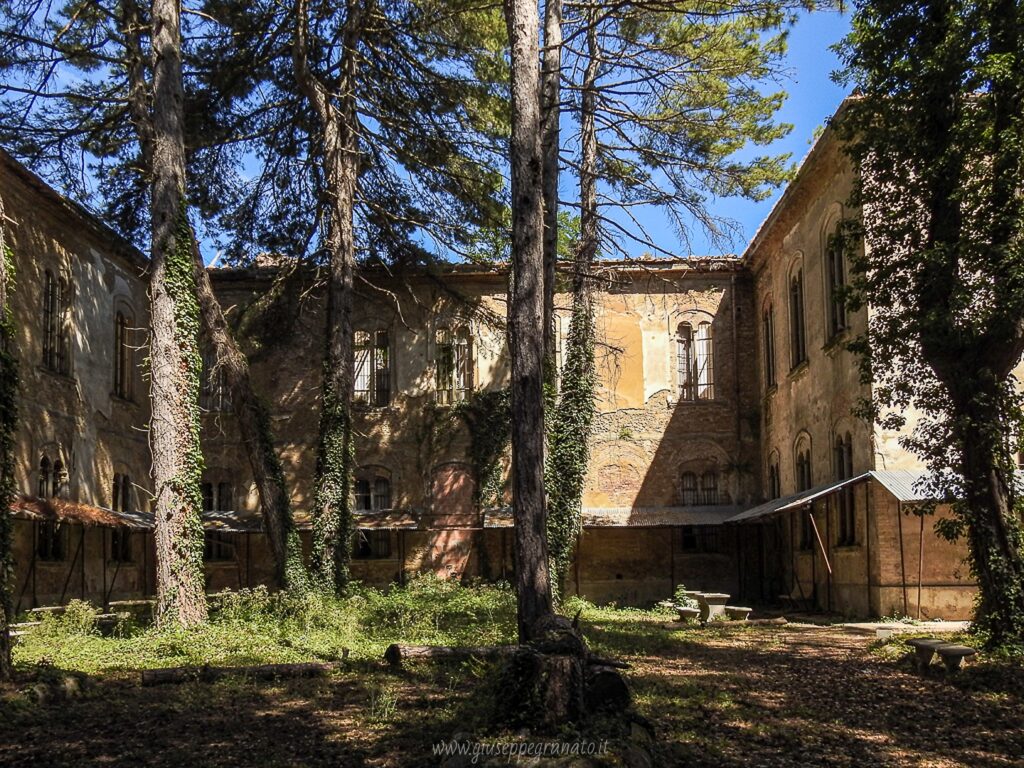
726, 470, 931, 524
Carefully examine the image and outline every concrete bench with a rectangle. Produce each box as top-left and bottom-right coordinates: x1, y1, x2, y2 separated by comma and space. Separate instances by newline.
695, 593, 730, 622
674, 606, 700, 623
935, 644, 977, 673
906, 637, 977, 672
725, 606, 752, 621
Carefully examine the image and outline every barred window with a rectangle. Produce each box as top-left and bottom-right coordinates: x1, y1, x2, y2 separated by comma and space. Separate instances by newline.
355, 475, 391, 512
676, 322, 713, 400
680, 472, 699, 506
827, 232, 848, 338
354, 530, 391, 559
42, 269, 70, 374
790, 269, 807, 367
114, 311, 133, 399
700, 471, 719, 505
762, 304, 776, 389
354, 330, 390, 406
679, 525, 722, 553
204, 532, 234, 562
435, 326, 472, 405
835, 433, 856, 545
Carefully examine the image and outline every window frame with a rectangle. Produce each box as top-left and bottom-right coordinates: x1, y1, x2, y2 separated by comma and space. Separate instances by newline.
762, 303, 776, 390
434, 325, 473, 405
113, 309, 134, 400
42, 268, 71, 375
789, 266, 807, 369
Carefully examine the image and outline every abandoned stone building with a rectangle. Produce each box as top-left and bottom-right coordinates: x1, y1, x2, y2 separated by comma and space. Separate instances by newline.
2, 111, 1004, 620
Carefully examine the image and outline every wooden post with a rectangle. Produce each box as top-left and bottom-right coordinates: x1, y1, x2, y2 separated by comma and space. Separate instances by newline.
917, 510, 925, 620
864, 480, 872, 617
575, 530, 582, 597
896, 499, 908, 616
102, 526, 108, 610
824, 497, 832, 613
80, 525, 86, 600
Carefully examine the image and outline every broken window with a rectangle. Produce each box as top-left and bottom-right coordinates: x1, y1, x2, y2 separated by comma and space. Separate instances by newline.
114, 310, 133, 400
835, 433, 856, 546
762, 304, 776, 389
354, 329, 390, 406
353, 530, 391, 559
42, 269, 70, 375
435, 326, 472, 405
676, 321, 713, 400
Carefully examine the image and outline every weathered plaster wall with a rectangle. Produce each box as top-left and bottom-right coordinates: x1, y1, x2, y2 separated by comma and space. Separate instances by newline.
1, 153, 152, 515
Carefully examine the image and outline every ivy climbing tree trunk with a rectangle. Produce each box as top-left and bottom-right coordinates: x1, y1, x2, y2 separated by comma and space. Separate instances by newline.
0, 192, 17, 681
123, 0, 306, 593
546, 12, 598, 597
504, 0, 556, 643
541, 0, 562, 395
148, 0, 207, 627
294, 0, 362, 593
191, 249, 307, 591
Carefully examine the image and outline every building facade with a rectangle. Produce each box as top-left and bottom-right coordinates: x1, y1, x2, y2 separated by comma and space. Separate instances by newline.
0, 114, 992, 618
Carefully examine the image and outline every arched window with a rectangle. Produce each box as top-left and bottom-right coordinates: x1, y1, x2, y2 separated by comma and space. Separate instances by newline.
51, 458, 65, 498
789, 267, 807, 368
762, 303, 776, 389
114, 311, 133, 399
700, 471, 719, 505
676, 320, 714, 401
826, 230, 848, 338
794, 435, 812, 493
42, 269, 70, 374
354, 329, 391, 406
38, 456, 52, 498
435, 326, 472, 405
767, 453, 781, 500
680, 472, 698, 506
355, 472, 391, 512
835, 432, 856, 545
200, 478, 233, 512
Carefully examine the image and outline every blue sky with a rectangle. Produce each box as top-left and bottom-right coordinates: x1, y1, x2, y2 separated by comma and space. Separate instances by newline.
620, 8, 852, 259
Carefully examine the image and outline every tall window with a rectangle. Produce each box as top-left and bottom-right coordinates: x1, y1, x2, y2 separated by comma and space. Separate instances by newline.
42, 269, 70, 374
835, 433, 856, 545
768, 455, 781, 500
680, 472, 698, 506
114, 311, 133, 399
111, 473, 133, 562
795, 439, 812, 492
355, 475, 391, 512
789, 268, 807, 368
762, 304, 776, 389
435, 326, 472, 405
38, 455, 64, 499
200, 347, 231, 412
354, 329, 390, 406
826, 233, 848, 337
676, 321, 714, 400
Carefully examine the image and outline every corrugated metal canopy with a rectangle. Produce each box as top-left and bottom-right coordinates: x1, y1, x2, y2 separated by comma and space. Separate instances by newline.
11, 495, 155, 529
727, 470, 931, 523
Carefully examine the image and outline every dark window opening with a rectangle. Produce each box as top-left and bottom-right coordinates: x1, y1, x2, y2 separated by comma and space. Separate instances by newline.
353, 530, 391, 559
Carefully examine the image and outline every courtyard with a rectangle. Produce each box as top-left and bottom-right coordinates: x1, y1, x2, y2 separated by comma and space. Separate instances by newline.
1, 583, 1020, 767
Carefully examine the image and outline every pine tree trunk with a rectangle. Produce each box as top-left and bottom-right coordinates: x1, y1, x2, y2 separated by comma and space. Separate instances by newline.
149, 0, 207, 627
191, 248, 306, 590
540, 0, 562, 392
294, 0, 362, 593
0, 192, 16, 681
504, 0, 555, 643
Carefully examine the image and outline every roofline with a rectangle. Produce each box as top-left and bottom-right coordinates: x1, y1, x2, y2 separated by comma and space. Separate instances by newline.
209, 255, 744, 284
0, 147, 149, 273
740, 96, 857, 266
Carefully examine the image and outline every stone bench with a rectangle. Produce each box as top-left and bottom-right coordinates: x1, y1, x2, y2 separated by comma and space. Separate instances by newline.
695, 593, 730, 622
674, 606, 700, 623
905, 637, 977, 672
935, 644, 977, 673
725, 606, 752, 621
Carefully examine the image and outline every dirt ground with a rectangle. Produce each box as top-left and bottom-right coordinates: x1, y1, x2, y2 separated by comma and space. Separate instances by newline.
1, 622, 1021, 767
